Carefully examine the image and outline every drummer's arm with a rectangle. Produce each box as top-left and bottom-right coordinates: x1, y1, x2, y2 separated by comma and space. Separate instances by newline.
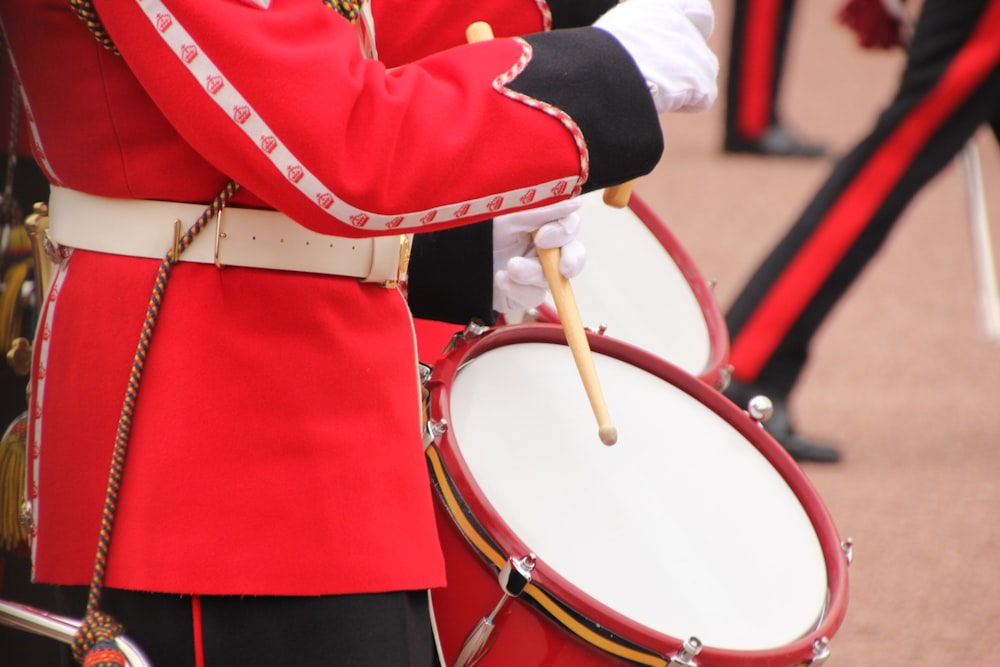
402, 0, 630, 325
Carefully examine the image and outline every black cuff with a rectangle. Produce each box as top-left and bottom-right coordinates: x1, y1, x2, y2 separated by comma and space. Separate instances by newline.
407, 222, 497, 325
514, 27, 663, 192
548, 0, 619, 29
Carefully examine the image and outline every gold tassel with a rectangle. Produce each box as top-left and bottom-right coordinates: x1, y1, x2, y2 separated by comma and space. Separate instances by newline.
0, 412, 28, 552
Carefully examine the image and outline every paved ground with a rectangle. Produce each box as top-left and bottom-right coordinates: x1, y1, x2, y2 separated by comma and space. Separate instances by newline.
634, 1, 1000, 665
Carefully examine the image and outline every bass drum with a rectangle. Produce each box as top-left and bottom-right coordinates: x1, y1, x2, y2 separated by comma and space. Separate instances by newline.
532, 191, 730, 389
424, 324, 848, 667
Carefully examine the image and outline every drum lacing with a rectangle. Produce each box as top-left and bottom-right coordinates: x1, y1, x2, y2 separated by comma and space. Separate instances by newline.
62, 1, 359, 663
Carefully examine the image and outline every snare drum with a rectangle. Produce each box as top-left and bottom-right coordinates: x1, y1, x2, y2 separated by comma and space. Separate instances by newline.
535, 192, 730, 389
424, 324, 848, 667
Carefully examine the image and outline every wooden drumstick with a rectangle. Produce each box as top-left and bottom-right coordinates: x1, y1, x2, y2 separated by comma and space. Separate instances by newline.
603, 182, 634, 209
467, 20, 617, 445
466, 20, 495, 43
535, 243, 618, 445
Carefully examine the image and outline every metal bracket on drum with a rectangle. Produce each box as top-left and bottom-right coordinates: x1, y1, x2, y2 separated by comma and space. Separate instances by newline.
451, 553, 536, 667
745, 395, 774, 424
810, 637, 832, 666
842, 537, 854, 566
668, 636, 703, 667
717, 364, 733, 392
424, 416, 448, 448
441, 319, 489, 355
420, 361, 448, 447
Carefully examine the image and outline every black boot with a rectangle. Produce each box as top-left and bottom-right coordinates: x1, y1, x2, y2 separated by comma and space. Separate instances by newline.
723, 380, 841, 463
724, 124, 827, 158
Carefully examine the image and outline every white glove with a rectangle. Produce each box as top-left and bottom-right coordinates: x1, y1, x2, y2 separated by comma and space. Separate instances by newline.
595, 0, 719, 113
492, 199, 586, 314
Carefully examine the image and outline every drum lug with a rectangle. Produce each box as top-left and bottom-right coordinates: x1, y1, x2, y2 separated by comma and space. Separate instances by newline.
810, 637, 832, 666
842, 537, 854, 566
451, 554, 535, 667
442, 319, 489, 354
498, 553, 535, 596
668, 636, 703, 667
424, 419, 448, 447
716, 364, 733, 391
745, 395, 774, 424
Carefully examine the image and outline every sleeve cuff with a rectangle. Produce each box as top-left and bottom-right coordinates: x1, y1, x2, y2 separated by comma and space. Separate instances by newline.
513, 27, 664, 192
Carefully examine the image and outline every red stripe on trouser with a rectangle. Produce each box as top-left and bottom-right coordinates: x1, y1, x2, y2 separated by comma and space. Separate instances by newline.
192, 595, 205, 667
730, 0, 1000, 381
737, 0, 782, 138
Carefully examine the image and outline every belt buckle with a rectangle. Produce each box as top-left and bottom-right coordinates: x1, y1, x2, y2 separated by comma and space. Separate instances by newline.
213, 205, 227, 269
380, 233, 412, 288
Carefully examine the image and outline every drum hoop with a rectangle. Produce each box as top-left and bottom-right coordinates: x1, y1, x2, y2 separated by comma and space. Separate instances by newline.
426, 324, 848, 667
627, 194, 730, 386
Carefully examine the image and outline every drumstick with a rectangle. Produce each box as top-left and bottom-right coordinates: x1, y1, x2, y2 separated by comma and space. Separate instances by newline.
467, 21, 618, 445
603, 182, 634, 209
465, 20, 495, 43
535, 244, 618, 445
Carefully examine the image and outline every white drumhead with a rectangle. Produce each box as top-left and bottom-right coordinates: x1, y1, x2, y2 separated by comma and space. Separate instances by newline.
541, 192, 713, 376
448, 341, 828, 651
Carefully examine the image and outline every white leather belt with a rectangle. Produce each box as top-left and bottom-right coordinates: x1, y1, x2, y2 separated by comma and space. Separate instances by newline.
47, 186, 409, 284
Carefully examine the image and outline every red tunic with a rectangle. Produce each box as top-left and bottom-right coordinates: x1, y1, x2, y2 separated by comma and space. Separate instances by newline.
1, 0, 662, 595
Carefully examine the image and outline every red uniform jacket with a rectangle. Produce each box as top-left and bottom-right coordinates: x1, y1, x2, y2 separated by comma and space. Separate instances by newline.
0, 0, 662, 595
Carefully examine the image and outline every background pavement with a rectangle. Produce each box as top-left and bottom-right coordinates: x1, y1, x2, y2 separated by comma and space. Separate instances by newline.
634, 1, 1000, 664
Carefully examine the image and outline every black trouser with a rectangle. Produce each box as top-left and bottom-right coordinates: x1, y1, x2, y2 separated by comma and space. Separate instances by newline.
726, 0, 1000, 398
51, 586, 441, 667
725, 0, 797, 142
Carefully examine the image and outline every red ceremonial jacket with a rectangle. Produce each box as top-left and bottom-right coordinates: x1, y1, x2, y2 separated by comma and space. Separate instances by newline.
0, 0, 662, 596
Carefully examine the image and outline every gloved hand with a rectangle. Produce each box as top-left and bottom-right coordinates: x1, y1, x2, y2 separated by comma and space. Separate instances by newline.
594, 0, 719, 113
492, 199, 585, 314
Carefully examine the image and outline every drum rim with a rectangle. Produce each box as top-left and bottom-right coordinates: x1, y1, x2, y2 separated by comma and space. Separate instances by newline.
533, 193, 731, 390
425, 323, 848, 667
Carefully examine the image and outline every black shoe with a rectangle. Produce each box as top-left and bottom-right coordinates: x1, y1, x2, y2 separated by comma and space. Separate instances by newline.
724, 124, 827, 158
723, 381, 842, 463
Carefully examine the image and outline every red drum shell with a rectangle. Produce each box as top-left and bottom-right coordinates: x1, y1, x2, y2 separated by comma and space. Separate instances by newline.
426, 324, 847, 667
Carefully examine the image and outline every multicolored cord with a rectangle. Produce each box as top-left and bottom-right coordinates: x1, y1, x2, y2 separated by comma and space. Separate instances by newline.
70, 180, 240, 666
62, 0, 359, 662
